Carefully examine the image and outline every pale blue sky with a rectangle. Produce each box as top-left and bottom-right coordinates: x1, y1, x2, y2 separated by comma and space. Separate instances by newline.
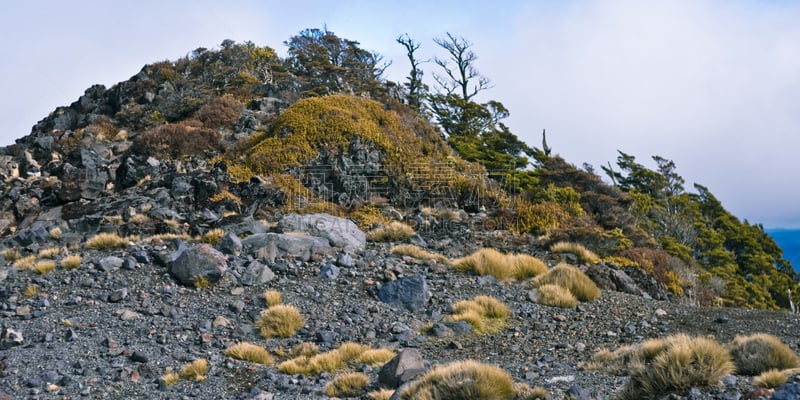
2, 1, 799, 227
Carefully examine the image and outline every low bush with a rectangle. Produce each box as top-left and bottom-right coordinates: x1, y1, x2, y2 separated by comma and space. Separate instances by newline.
224, 342, 274, 365
195, 95, 243, 129
535, 284, 578, 308
133, 122, 221, 159
728, 333, 800, 375
256, 304, 304, 338
532, 263, 601, 302
324, 372, 370, 398
446, 295, 510, 335
395, 360, 515, 400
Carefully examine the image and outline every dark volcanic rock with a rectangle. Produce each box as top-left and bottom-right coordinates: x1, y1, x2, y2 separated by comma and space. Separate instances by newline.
378, 274, 430, 311
169, 244, 228, 286
379, 348, 425, 389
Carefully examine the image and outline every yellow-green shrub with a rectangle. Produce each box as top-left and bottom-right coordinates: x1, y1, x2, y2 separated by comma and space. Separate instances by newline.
395, 360, 515, 400
349, 204, 391, 231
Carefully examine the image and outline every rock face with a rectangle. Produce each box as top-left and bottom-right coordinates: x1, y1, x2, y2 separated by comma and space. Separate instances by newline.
378, 275, 430, 311
241, 233, 333, 262
277, 213, 366, 252
169, 244, 228, 286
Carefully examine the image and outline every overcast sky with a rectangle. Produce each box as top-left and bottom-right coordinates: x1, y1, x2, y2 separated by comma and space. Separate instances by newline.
2, 0, 799, 227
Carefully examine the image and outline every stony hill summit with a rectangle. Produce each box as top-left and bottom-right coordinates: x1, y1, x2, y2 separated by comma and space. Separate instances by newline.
0, 30, 799, 399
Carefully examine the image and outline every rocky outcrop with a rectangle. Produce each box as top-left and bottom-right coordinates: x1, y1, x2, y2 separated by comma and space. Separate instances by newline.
169, 244, 228, 286
277, 213, 365, 252
240, 232, 333, 263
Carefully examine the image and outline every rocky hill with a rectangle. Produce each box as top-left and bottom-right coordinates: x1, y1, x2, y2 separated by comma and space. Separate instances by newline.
1, 32, 799, 399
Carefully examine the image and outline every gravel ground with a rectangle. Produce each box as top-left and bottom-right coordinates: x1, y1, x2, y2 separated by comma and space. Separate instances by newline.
2, 238, 800, 400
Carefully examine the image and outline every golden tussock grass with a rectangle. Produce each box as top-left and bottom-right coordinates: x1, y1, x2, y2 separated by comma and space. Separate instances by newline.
199, 228, 225, 244
128, 213, 151, 225
550, 241, 600, 264
324, 372, 370, 397
48, 227, 62, 240
753, 369, 789, 388
256, 304, 305, 338
453, 248, 547, 281
86, 232, 129, 250
728, 333, 800, 375
23, 284, 38, 298
192, 275, 211, 289
366, 221, 415, 242
263, 289, 283, 307
278, 342, 390, 376
446, 295, 510, 335
396, 360, 515, 400
33, 260, 57, 275
180, 358, 209, 382
390, 244, 450, 265
61, 255, 82, 270
532, 263, 601, 302
536, 284, 579, 308
355, 348, 397, 367
368, 388, 395, 400
38, 247, 61, 259
3, 248, 20, 261
12, 255, 36, 270
161, 369, 179, 386
224, 342, 274, 365
289, 342, 319, 358
514, 383, 549, 400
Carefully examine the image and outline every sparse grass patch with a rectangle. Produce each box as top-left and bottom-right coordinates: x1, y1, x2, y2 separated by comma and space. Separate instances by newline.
86, 232, 128, 250
224, 342, 274, 365
263, 289, 283, 307
532, 263, 601, 302
256, 304, 305, 338
161, 369, 179, 386
366, 221, 415, 242
446, 295, 510, 335
355, 348, 396, 367
550, 241, 600, 264
33, 260, 57, 275
368, 388, 395, 400
453, 248, 548, 281
395, 360, 515, 400
3, 248, 20, 262
49, 227, 62, 240
278, 342, 389, 376
289, 342, 319, 358
180, 358, 209, 382
193, 275, 211, 289
753, 369, 788, 388
128, 213, 151, 225
199, 228, 225, 244
61, 255, 82, 270
38, 247, 61, 259
514, 383, 549, 400
390, 244, 450, 265
144, 233, 192, 243
23, 284, 38, 298
349, 204, 392, 230
103, 215, 123, 226
536, 284, 579, 308
324, 372, 370, 398
13, 255, 36, 270
728, 333, 800, 375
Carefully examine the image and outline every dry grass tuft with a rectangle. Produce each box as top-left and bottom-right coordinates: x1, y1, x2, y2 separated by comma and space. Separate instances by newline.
263, 289, 283, 307
61, 255, 82, 270
355, 348, 396, 367
753, 369, 789, 388
12, 255, 36, 270
536, 284, 579, 308
199, 228, 225, 244
550, 241, 600, 264
446, 295, 510, 335
161, 369, 179, 386
396, 360, 515, 400
180, 358, 209, 382
144, 233, 192, 243
728, 333, 800, 375
278, 342, 388, 376
23, 284, 38, 298
324, 372, 370, 398
38, 247, 61, 259
390, 244, 451, 265
128, 213, 151, 225
224, 342, 274, 365
366, 221, 415, 242
368, 388, 395, 400
532, 263, 601, 302
453, 248, 547, 281
3, 248, 21, 261
48, 227, 62, 240
289, 342, 319, 358
86, 232, 129, 250
514, 383, 549, 400
256, 304, 305, 338
192, 275, 211, 289
33, 260, 57, 275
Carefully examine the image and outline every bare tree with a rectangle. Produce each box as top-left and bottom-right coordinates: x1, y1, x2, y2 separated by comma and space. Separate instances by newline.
396, 34, 426, 111
432, 33, 492, 102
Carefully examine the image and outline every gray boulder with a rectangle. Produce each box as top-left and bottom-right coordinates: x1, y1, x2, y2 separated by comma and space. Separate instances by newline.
241, 260, 275, 286
241, 233, 333, 263
170, 244, 227, 286
277, 213, 365, 252
379, 348, 425, 389
378, 275, 430, 311
217, 232, 242, 256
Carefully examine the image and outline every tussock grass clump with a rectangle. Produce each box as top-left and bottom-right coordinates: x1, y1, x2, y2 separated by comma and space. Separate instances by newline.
49, 227, 62, 240
278, 342, 391, 376
289, 342, 319, 358
366, 221, 415, 242
550, 241, 600, 264
86, 232, 128, 250
446, 295, 510, 335
728, 333, 800, 375
390, 244, 451, 265
590, 334, 734, 400
144, 233, 192, 243
324, 372, 370, 397
38, 247, 61, 259
33, 260, 57, 275
180, 358, 209, 382
396, 360, 515, 400
61, 255, 82, 270
514, 383, 549, 400
753, 369, 789, 388
199, 228, 225, 244
256, 304, 305, 338
536, 284, 579, 308
161, 369, 179, 386
128, 213, 151, 225
368, 388, 395, 400
3, 248, 21, 262
532, 263, 601, 302
453, 248, 547, 281
192, 275, 211, 289
224, 342, 274, 365
12, 255, 36, 270
355, 348, 397, 367
23, 284, 38, 298
263, 289, 283, 307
